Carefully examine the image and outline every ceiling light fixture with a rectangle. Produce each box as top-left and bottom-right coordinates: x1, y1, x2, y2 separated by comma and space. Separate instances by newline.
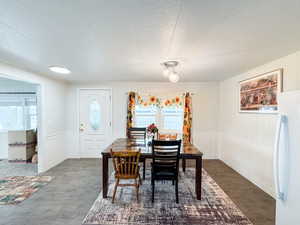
49, 66, 71, 74
168, 71, 180, 83
163, 68, 170, 77
161, 61, 180, 83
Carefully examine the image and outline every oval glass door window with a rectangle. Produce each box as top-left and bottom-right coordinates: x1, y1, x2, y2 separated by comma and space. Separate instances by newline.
89, 99, 101, 130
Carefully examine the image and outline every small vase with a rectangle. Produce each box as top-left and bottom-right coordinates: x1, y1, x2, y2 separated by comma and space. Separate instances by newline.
147, 133, 154, 145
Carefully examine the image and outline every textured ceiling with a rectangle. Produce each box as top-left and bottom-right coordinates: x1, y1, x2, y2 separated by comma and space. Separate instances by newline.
0, 0, 300, 82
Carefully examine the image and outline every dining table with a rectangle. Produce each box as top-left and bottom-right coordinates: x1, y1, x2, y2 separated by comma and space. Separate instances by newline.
101, 138, 203, 200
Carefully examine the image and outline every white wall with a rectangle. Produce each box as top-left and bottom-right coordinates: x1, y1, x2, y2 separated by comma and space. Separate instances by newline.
0, 62, 68, 173
66, 82, 219, 159
218, 51, 300, 197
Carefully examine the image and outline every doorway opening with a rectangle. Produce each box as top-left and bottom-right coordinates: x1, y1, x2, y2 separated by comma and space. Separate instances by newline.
0, 77, 40, 177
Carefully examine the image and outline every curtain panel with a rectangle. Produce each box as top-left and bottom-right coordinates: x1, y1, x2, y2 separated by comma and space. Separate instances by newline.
183, 92, 192, 144
136, 94, 183, 108
126, 91, 136, 137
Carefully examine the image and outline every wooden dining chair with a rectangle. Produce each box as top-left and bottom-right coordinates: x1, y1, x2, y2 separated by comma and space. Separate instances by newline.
158, 133, 178, 140
151, 140, 181, 203
128, 127, 147, 144
110, 149, 142, 203
158, 133, 187, 173
128, 127, 147, 179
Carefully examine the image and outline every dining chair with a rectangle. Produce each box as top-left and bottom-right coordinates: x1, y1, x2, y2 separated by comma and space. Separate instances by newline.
151, 140, 181, 203
128, 127, 147, 179
128, 127, 147, 144
158, 133, 178, 140
158, 133, 187, 172
110, 149, 142, 203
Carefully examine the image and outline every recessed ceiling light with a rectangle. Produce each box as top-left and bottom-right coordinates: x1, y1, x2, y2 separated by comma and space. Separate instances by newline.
49, 66, 71, 74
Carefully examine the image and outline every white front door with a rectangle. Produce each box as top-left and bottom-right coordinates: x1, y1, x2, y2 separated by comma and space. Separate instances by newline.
79, 89, 112, 158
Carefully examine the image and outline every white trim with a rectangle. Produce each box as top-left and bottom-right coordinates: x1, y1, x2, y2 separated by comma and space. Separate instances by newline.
77, 87, 113, 158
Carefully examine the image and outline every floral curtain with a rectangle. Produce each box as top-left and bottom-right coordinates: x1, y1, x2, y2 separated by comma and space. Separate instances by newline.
137, 95, 161, 107
126, 91, 136, 137
127, 92, 190, 141
183, 92, 192, 144
136, 94, 183, 108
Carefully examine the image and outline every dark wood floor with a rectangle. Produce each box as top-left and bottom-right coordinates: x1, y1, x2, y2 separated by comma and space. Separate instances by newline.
0, 159, 275, 225
202, 159, 276, 225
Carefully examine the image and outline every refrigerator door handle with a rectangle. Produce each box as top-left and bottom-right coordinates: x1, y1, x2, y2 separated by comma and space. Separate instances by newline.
274, 114, 287, 200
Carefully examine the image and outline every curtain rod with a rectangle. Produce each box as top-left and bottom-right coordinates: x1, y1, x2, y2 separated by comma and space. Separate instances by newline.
0, 92, 36, 95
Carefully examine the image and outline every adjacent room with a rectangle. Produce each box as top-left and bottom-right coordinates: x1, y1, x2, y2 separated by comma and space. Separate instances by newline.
0, 1, 299, 225
0, 77, 38, 178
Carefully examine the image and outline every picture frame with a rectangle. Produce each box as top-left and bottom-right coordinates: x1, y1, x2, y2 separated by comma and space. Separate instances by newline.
239, 69, 283, 113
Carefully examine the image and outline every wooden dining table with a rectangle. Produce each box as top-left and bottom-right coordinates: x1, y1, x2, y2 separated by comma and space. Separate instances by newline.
101, 138, 203, 200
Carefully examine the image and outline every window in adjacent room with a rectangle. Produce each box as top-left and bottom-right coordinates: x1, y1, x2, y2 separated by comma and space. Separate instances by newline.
0, 94, 37, 130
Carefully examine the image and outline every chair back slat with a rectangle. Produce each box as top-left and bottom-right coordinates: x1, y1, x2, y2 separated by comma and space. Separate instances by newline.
111, 150, 141, 177
128, 127, 147, 146
128, 127, 146, 139
152, 140, 181, 171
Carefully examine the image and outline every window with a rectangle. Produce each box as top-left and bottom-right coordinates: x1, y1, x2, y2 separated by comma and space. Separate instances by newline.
89, 99, 101, 130
134, 105, 157, 128
0, 95, 37, 131
134, 105, 183, 133
161, 107, 183, 131
0, 106, 24, 130
27, 105, 37, 130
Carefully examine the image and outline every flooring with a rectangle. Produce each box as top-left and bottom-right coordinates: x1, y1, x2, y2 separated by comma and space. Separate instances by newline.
0, 159, 275, 225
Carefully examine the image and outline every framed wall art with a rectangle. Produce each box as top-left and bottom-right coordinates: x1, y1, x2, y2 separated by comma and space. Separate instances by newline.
239, 69, 283, 113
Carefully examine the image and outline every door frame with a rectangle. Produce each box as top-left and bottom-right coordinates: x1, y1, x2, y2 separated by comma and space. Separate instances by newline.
77, 88, 113, 158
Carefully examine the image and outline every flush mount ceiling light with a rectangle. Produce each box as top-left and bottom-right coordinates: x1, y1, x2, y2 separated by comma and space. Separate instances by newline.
161, 61, 180, 83
49, 66, 71, 74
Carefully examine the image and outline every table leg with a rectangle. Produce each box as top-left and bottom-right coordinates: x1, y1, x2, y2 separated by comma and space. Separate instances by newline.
195, 157, 202, 200
182, 158, 186, 172
102, 155, 109, 198
143, 158, 146, 180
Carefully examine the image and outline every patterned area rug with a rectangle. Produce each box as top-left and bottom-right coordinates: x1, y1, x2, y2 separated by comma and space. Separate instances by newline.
0, 176, 52, 205
83, 169, 252, 225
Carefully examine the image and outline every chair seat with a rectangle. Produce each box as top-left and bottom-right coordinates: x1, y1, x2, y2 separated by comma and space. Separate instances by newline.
152, 163, 176, 171
114, 173, 139, 179
151, 163, 177, 179
153, 171, 176, 179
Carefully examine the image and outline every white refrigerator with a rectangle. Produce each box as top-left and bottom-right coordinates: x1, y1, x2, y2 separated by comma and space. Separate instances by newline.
274, 90, 300, 225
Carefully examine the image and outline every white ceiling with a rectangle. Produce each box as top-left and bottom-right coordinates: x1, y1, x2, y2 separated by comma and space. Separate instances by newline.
0, 0, 300, 82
